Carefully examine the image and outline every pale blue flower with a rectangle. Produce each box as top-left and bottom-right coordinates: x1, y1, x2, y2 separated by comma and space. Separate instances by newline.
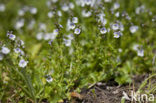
45, 75, 53, 83
112, 23, 120, 31
69, 22, 76, 30
9, 34, 16, 41
82, 10, 92, 17
129, 26, 138, 33
137, 49, 144, 57
113, 31, 122, 38
100, 27, 107, 34
72, 17, 78, 23
19, 59, 28, 68
1, 47, 10, 54
74, 28, 81, 35
0, 4, 5, 12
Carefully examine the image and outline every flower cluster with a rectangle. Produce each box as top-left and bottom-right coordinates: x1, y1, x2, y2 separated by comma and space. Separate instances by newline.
133, 44, 144, 57
0, 0, 155, 102
0, 31, 28, 68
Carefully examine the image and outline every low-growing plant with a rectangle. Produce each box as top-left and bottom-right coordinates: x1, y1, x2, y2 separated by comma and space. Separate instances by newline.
0, 0, 156, 102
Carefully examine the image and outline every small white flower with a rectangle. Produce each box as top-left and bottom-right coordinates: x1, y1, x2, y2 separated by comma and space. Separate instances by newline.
46, 1, 51, 7
0, 4, 5, 12
30, 7, 37, 14
59, 24, 63, 28
15, 19, 25, 29
1, 47, 10, 54
52, 0, 58, 3
129, 26, 138, 33
53, 29, 59, 35
76, 0, 85, 7
98, 15, 107, 25
36, 32, 43, 40
74, 28, 81, 35
113, 31, 122, 38
69, 3, 75, 9
113, 2, 120, 10
48, 40, 53, 45
137, 49, 144, 57
119, 23, 124, 31
9, 34, 16, 41
72, 17, 78, 23
44, 33, 51, 40
18, 9, 25, 16
19, 59, 28, 68
112, 23, 120, 31
101, 18, 107, 25
100, 27, 107, 34
64, 39, 72, 47
118, 48, 122, 53
135, 5, 145, 14
82, 10, 92, 17
107, 28, 111, 32
57, 11, 62, 17
20, 40, 25, 46
46, 75, 53, 83
115, 12, 120, 17
126, 15, 131, 20
48, 11, 54, 18
85, 0, 92, 6
69, 22, 76, 30
50, 32, 57, 40
133, 44, 139, 51
14, 48, 21, 54
62, 4, 69, 11
20, 50, 25, 56
39, 23, 46, 31
98, 13, 105, 18
67, 34, 74, 40
152, 18, 155, 22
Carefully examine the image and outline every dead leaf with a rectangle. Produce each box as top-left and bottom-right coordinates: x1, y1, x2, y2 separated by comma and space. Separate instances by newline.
70, 92, 83, 100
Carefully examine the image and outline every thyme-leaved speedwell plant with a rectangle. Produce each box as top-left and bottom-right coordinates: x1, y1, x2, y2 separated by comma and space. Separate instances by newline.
0, 0, 156, 102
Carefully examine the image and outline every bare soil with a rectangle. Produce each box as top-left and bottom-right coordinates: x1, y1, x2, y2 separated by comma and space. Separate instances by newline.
67, 74, 156, 103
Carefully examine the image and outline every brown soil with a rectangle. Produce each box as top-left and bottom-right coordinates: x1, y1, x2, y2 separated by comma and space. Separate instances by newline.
67, 74, 156, 103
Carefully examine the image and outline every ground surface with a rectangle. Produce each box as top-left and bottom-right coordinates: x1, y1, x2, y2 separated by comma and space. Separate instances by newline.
67, 74, 155, 103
